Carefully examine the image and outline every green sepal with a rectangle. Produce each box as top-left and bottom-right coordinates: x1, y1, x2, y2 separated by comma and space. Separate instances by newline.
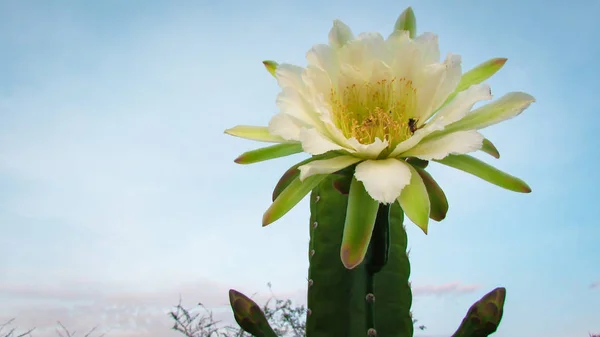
228, 289, 278, 337
263, 174, 327, 226
435, 154, 531, 193
406, 157, 429, 169
262, 60, 278, 78
330, 163, 357, 195
272, 153, 339, 201
234, 143, 303, 165
332, 173, 352, 195
340, 177, 380, 269
398, 164, 430, 234
414, 167, 448, 222
225, 125, 285, 143
481, 138, 500, 159
440, 92, 535, 135
393, 7, 417, 38
451, 287, 506, 337
443, 57, 507, 106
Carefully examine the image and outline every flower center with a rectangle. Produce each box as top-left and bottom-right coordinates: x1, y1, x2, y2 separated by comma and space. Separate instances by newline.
330, 77, 418, 148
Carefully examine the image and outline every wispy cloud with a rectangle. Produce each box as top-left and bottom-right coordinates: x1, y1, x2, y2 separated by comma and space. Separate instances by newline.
412, 282, 481, 296
590, 281, 600, 289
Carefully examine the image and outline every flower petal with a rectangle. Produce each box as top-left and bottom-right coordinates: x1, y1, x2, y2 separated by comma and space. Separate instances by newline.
389, 119, 445, 157
346, 137, 389, 159
402, 130, 484, 160
398, 164, 430, 233
329, 19, 355, 48
225, 125, 288, 143
340, 177, 380, 269
234, 143, 304, 165
299, 128, 347, 155
414, 32, 440, 64
414, 53, 462, 123
298, 155, 362, 180
268, 113, 304, 141
275, 64, 305, 89
306, 44, 338, 76
435, 154, 532, 193
356, 32, 388, 63
442, 57, 507, 107
354, 158, 412, 204
427, 83, 492, 127
275, 87, 321, 128
263, 174, 328, 226
414, 167, 448, 222
442, 92, 536, 134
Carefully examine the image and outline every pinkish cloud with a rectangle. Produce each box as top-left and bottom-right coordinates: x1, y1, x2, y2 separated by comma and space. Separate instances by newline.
590, 281, 600, 289
412, 282, 481, 296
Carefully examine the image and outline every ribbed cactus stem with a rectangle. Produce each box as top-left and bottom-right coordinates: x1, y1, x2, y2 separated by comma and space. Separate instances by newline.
366, 275, 375, 333
364, 203, 392, 335
305, 174, 413, 337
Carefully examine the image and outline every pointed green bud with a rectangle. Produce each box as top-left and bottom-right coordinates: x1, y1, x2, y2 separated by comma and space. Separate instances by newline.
262, 60, 278, 78
234, 143, 303, 165
228, 289, 278, 337
393, 7, 417, 38
435, 154, 531, 193
451, 287, 506, 337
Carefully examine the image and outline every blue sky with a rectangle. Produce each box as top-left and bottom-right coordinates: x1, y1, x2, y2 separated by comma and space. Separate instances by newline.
0, 0, 598, 336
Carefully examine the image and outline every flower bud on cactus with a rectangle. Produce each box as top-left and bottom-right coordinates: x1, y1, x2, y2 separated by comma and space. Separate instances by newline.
228, 289, 277, 337
452, 287, 506, 337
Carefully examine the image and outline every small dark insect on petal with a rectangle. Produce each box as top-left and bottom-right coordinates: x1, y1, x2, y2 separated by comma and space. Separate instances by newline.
408, 118, 418, 133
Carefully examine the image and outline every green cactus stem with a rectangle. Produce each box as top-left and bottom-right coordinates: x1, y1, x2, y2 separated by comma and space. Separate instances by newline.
305, 174, 413, 337
364, 203, 392, 334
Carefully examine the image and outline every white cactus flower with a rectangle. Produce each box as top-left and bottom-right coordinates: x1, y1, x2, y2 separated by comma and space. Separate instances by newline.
226, 7, 534, 269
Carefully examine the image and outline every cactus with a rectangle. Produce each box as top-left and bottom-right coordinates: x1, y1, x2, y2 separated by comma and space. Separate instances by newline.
305, 174, 413, 337
228, 171, 510, 337
224, 5, 532, 336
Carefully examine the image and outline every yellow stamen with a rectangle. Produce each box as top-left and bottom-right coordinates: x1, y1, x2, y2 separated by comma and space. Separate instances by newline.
330, 77, 417, 148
